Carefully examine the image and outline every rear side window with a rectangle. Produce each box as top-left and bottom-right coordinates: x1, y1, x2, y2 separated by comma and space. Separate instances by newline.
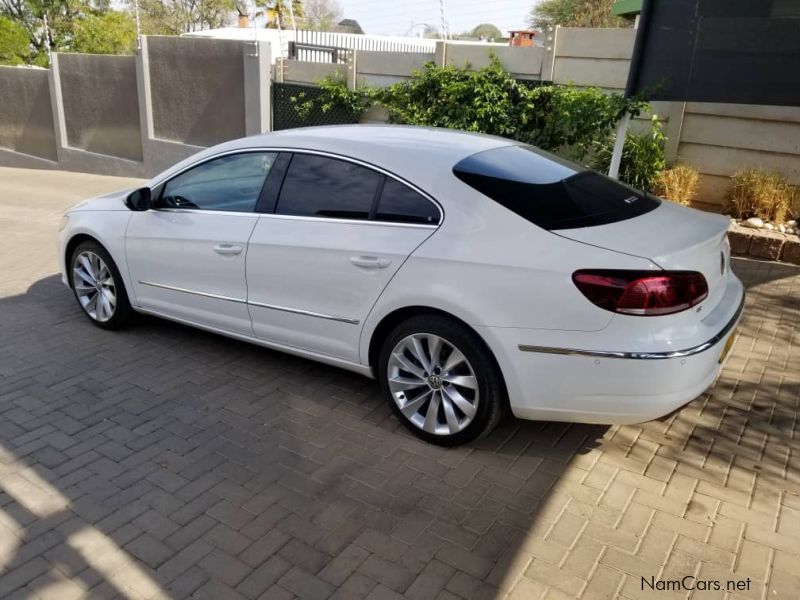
453, 145, 660, 230
276, 154, 382, 220
376, 178, 440, 225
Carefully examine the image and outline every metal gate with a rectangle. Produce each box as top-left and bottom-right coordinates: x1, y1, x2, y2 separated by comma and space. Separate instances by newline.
272, 82, 360, 131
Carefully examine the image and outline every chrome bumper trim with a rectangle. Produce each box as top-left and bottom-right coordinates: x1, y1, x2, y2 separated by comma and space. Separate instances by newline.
519, 292, 745, 360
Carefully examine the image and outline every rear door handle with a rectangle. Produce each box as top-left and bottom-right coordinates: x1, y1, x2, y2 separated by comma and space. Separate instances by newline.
213, 244, 243, 255
349, 255, 392, 269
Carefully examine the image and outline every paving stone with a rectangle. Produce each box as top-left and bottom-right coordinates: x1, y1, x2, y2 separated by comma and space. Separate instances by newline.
0, 181, 798, 600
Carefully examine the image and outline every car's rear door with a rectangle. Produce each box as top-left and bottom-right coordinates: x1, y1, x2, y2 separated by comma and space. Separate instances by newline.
126, 151, 277, 335
246, 152, 441, 363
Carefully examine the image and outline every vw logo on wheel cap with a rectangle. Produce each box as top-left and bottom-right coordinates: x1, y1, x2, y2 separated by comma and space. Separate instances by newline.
427, 374, 443, 389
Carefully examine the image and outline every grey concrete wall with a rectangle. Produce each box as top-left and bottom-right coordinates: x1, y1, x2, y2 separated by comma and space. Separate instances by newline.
675, 102, 800, 204
355, 51, 435, 87
0, 67, 58, 161
552, 27, 635, 91
58, 53, 143, 161
441, 42, 544, 80
274, 59, 347, 85
147, 36, 246, 147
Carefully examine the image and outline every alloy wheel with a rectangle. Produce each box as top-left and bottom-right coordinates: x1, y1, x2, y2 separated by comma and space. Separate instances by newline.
387, 333, 480, 435
73, 251, 117, 322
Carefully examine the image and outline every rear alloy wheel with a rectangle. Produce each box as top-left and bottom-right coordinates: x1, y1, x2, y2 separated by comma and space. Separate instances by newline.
70, 241, 132, 329
379, 315, 506, 445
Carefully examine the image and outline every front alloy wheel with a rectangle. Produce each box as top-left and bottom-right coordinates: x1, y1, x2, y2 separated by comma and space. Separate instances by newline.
70, 240, 133, 330
73, 251, 117, 322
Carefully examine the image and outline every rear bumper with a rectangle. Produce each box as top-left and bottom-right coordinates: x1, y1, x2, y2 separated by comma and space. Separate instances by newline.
480, 279, 745, 425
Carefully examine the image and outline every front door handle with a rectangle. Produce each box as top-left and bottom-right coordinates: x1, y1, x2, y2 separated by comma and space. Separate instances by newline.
349, 255, 392, 269
213, 244, 243, 255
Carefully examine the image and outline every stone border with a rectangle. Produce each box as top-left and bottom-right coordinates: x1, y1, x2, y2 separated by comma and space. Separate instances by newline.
728, 222, 800, 264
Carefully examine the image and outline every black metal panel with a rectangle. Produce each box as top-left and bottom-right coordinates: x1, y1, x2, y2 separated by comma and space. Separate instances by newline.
628, 0, 800, 106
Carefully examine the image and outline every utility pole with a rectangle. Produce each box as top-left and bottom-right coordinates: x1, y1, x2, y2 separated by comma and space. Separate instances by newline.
43, 13, 52, 66
439, 0, 450, 40
133, 0, 141, 50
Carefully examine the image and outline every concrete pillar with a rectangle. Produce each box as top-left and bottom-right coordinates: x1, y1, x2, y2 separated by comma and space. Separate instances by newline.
244, 40, 272, 135
47, 53, 67, 162
435, 41, 447, 67
135, 35, 156, 171
541, 26, 559, 82
347, 49, 358, 90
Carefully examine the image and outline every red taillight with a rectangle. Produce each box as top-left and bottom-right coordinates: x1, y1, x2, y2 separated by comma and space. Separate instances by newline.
572, 270, 708, 316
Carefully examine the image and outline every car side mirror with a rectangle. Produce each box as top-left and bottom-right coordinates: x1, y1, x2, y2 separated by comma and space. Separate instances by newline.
125, 187, 152, 211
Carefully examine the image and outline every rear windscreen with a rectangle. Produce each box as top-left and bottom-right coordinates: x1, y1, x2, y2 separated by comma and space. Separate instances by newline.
453, 145, 660, 230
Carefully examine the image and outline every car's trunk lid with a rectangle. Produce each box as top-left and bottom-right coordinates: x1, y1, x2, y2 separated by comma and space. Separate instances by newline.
555, 201, 732, 311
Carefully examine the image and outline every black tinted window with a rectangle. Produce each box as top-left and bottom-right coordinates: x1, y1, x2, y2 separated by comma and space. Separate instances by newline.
161, 152, 276, 212
277, 154, 382, 220
453, 145, 660, 230
377, 178, 439, 225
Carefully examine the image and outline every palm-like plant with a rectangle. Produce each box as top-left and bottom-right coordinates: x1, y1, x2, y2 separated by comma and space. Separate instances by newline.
264, 0, 303, 28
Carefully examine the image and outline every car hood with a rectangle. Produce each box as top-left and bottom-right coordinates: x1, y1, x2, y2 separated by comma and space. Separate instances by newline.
69, 188, 136, 212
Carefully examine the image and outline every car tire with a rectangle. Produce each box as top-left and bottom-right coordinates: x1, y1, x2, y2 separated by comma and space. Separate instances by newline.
70, 240, 133, 330
379, 314, 507, 446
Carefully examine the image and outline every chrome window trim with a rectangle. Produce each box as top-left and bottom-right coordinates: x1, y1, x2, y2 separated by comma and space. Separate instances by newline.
148, 147, 444, 225
138, 281, 360, 325
519, 292, 745, 360
255, 212, 438, 230
154, 208, 260, 218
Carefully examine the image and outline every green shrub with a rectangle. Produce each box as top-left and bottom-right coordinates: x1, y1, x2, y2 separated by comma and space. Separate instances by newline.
371, 58, 645, 162
294, 58, 664, 182
0, 16, 31, 66
590, 117, 666, 191
292, 75, 367, 122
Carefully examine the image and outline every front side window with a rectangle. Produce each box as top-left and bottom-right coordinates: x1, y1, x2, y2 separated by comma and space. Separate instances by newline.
160, 152, 277, 212
377, 178, 440, 225
276, 154, 382, 220
453, 145, 660, 230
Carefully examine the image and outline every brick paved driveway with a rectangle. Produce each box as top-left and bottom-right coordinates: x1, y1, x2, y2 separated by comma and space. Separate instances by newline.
1, 166, 799, 600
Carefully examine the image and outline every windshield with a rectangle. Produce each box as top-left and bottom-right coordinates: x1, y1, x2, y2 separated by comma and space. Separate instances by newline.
453, 145, 660, 230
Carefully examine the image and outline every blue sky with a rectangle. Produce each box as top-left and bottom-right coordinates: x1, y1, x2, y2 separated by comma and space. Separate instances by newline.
336, 0, 536, 36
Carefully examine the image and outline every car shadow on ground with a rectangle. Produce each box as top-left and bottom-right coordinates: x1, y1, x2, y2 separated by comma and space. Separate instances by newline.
0, 257, 797, 599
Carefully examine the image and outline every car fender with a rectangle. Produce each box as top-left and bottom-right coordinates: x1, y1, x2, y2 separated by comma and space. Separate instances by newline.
61, 211, 137, 304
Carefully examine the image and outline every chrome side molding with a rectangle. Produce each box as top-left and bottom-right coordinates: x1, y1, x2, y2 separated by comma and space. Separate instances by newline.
138, 281, 360, 325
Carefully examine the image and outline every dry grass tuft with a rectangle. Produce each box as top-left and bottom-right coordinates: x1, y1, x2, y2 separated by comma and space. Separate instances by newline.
653, 164, 699, 206
726, 168, 796, 223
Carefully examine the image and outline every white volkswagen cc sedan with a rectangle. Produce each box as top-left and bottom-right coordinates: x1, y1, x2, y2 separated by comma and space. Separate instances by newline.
58, 125, 744, 445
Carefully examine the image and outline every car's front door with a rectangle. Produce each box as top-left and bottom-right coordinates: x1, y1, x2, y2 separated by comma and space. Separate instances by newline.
126, 151, 278, 335
246, 152, 441, 363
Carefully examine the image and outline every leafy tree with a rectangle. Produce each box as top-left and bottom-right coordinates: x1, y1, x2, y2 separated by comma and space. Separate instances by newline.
421, 24, 439, 38
527, 0, 626, 29
136, 0, 234, 34
302, 0, 341, 30
0, 0, 88, 61
0, 14, 31, 64
72, 11, 136, 54
470, 23, 501, 41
